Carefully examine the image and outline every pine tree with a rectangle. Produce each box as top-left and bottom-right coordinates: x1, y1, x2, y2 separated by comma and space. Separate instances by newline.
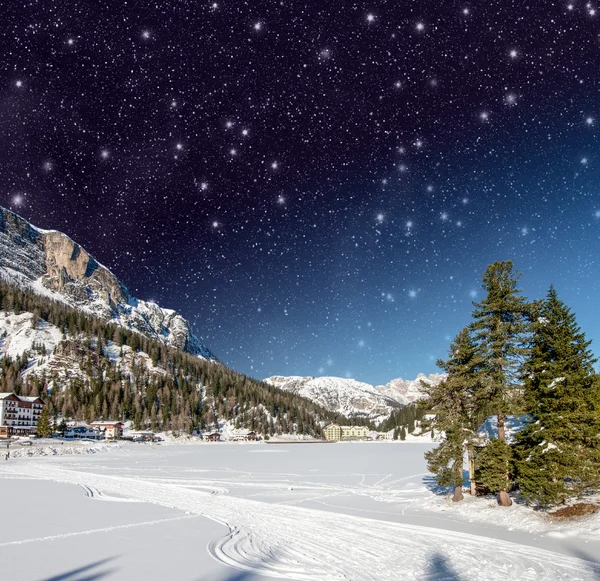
36, 406, 52, 438
470, 261, 530, 505
513, 287, 600, 506
423, 327, 485, 501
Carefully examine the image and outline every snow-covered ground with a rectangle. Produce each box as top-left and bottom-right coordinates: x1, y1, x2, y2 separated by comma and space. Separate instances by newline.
0, 442, 599, 581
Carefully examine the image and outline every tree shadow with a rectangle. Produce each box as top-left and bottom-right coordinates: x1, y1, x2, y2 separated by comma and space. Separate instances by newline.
423, 474, 451, 496
425, 553, 464, 580
213, 571, 259, 581
569, 547, 600, 579
39, 557, 118, 581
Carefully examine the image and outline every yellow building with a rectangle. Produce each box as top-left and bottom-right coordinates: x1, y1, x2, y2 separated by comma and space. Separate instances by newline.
324, 423, 342, 441
324, 423, 368, 441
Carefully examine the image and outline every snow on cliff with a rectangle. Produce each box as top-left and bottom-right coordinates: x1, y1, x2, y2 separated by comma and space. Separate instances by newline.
0, 206, 213, 359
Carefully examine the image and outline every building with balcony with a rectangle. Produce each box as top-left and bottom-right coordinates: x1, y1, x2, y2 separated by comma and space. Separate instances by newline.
0, 393, 45, 438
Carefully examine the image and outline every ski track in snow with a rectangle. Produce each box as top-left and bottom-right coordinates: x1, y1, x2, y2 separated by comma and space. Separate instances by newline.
0, 515, 201, 547
3, 462, 600, 581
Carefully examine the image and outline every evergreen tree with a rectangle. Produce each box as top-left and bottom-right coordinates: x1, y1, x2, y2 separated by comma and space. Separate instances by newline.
422, 327, 484, 501
513, 287, 600, 505
36, 406, 52, 437
470, 261, 530, 505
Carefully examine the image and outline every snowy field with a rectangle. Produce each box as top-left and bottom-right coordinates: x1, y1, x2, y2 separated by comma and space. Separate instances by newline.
1, 442, 599, 581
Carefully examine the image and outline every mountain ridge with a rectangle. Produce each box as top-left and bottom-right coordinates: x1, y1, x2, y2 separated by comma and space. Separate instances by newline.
264, 373, 444, 424
0, 206, 213, 359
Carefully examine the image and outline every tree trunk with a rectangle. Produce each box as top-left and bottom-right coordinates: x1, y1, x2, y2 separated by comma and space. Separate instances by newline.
453, 456, 464, 502
497, 412, 505, 441
467, 446, 477, 496
496, 412, 511, 505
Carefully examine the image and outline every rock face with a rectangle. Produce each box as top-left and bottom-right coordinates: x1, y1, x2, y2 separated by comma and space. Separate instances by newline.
0, 206, 213, 359
375, 373, 445, 406
265, 373, 445, 424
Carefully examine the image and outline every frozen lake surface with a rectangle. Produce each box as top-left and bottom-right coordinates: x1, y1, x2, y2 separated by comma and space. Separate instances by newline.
1, 441, 599, 580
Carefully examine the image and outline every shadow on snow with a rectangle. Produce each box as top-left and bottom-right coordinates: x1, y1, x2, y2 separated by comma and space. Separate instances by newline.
38, 558, 118, 581
425, 553, 465, 580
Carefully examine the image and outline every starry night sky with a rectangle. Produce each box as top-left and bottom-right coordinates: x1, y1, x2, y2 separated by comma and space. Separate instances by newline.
1, 1, 600, 385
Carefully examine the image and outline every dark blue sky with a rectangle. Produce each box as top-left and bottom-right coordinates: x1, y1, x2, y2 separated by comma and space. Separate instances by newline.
1, 1, 599, 384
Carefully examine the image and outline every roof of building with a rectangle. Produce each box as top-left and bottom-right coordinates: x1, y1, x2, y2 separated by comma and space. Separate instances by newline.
0, 393, 44, 403
90, 421, 124, 427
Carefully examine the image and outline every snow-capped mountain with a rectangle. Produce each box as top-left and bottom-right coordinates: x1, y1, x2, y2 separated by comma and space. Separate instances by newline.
264, 373, 444, 423
0, 206, 213, 359
264, 375, 402, 423
376, 373, 445, 406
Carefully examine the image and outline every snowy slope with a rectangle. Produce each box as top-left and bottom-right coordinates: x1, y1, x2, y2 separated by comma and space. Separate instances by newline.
0, 312, 63, 361
376, 373, 445, 405
0, 206, 213, 359
265, 373, 444, 423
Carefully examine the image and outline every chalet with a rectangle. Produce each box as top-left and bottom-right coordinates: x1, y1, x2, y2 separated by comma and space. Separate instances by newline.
231, 430, 258, 442
0, 393, 45, 438
206, 432, 221, 442
89, 421, 124, 440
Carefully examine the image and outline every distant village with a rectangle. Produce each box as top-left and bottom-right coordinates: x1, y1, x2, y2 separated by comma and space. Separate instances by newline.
0, 392, 400, 444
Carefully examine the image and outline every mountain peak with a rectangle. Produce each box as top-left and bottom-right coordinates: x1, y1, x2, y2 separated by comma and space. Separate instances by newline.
0, 206, 213, 359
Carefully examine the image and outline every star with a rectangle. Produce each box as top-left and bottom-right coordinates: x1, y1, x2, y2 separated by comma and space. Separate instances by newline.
366, 13, 376, 23
376, 213, 384, 222
15, 80, 23, 88
408, 290, 417, 298
212, 221, 219, 228
415, 22, 425, 31
241, 128, 249, 136
586, 117, 594, 125
480, 111, 489, 121
462, 8, 470, 15
271, 161, 279, 169
12, 194, 24, 206
254, 22, 262, 31
581, 157, 588, 165
277, 196, 285, 204
176, 143, 184, 150
200, 182, 208, 191
509, 49, 518, 59
142, 30, 151, 39
100, 149, 110, 159
67, 38, 75, 46
505, 92, 517, 106
230, 148, 237, 156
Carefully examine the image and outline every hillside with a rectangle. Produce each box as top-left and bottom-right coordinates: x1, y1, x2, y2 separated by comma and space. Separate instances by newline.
0, 278, 342, 438
0, 206, 212, 358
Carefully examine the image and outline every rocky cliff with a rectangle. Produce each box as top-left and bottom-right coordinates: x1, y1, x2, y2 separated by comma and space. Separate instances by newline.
0, 206, 213, 359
